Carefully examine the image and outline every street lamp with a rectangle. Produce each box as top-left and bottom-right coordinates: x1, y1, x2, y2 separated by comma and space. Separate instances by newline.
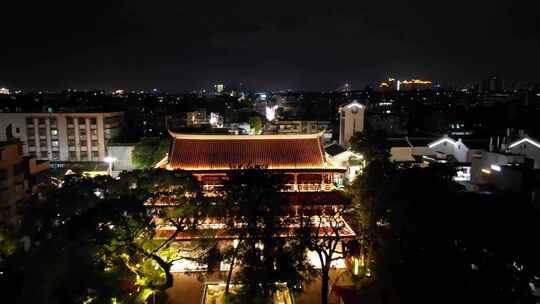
104, 156, 117, 176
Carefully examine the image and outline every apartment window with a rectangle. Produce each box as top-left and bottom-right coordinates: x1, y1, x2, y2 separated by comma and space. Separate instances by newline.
28, 140, 35, 147
79, 129, 87, 136
39, 140, 47, 148
91, 151, 99, 159
40, 151, 48, 158
90, 129, 97, 135
68, 140, 75, 146
51, 151, 60, 160
67, 128, 75, 136
0, 169, 7, 181
80, 135, 87, 141
50, 129, 58, 136
27, 128, 35, 136
69, 151, 77, 160
38, 128, 46, 136
51, 140, 59, 147
28, 151, 36, 158
91, 140, 98, 147
38, 118, 45, 125
67, 117, 74, 125
26, 117, 34, 125
50, 118, 57, 126
90, 118, 97, 125
80, 151, 88, 160
78, 118, 86, 125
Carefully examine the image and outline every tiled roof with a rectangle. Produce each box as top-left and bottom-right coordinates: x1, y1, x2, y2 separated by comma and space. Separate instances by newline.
167, 132, 331, 170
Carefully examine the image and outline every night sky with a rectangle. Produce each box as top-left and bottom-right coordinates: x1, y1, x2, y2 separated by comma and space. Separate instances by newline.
1, 1, 539, 91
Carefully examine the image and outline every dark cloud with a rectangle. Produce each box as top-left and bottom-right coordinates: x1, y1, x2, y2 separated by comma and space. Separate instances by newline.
1, 1, 540, 91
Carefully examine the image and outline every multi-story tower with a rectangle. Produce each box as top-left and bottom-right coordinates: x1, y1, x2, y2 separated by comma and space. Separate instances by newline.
339, 101, 365, 147
0, 112, 123, 162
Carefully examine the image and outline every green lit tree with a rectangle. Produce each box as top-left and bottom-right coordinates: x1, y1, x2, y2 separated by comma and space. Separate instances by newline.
349, 129, 389, 162
1, 169, 208, 304
132, 137, 170, 169
249, 115, 263, 134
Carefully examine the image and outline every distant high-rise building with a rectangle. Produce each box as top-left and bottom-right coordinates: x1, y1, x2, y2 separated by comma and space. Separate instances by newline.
339, 101, 365, 146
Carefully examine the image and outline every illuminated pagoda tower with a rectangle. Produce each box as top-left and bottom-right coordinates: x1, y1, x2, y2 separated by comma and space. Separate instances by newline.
152, 130, 357, 273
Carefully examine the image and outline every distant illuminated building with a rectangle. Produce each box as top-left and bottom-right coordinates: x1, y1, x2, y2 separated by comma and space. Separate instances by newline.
0, 87, 10, 95
112, 89, 125, 96
379, 78, 398, 91
256, 93, 268, 101
214, 84, 225, 94
398, 79, 432, 91
339, 101, 365, 146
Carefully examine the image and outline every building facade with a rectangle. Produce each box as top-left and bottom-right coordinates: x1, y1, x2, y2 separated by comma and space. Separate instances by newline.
507, 137, 540, 169
0, 112, 123, 162
0, 141, 49, 226
264, 120, 333, 143
0, 142, 25, 225
339, 101, 365, 147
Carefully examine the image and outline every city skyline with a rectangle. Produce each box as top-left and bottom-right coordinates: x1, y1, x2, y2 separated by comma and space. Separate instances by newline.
1, 1, 540, 91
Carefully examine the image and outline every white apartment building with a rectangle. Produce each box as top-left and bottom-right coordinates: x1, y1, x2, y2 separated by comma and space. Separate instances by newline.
0, 112, 123, 162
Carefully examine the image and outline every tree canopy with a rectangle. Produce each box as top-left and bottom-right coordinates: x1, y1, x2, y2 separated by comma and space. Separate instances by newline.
217, 167, 315, 302
132, 137, 170, 169
0, 169, 207, 304
349, 156, 540, 304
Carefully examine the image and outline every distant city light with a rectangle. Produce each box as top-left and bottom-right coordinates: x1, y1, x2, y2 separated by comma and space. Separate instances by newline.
490, 164, 501, 172
0, 87, 10, 95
